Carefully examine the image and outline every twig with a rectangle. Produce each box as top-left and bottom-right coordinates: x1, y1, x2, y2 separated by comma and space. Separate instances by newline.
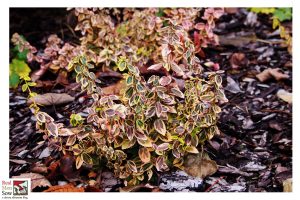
261, 109, 292, 116
205, 176, 225, 192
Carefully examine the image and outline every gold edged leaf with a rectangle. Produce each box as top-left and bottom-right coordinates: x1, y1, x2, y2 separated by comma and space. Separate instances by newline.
185, 146, 199, 154
171, 87, 184, 98
139, 148, 151, 163
154, 119, 166, 136
75, 156, 83, 169
66, 135, 76, 146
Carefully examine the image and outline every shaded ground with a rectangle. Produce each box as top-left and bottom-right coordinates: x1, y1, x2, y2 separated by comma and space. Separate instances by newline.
9, 8, 292, 192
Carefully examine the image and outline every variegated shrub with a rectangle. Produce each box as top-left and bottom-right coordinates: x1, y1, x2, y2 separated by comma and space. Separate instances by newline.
11, 8, 223, 83
35, 23, 227, 186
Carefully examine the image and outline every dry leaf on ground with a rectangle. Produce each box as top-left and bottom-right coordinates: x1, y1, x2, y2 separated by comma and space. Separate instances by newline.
256, 68, 289, 82
277, 89, 292, 104
31, 163, 48, 174
219, 34, 257, 48
102, 80, 126, 96
28, 93, 75, 106
44, 183, 84, 192
13, 172, 51, 190
183, 153, 218, 179
230, 53, 249, 69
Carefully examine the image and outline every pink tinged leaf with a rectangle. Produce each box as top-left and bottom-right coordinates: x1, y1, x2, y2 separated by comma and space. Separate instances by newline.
148, 63, 163, 71
156, 86, 167, 92
134, 130, 147, 141
175, 126, 185, 135
185, 134, 192, 145
99, 96, 109, 105
105, 109, 115, 117
154, 119, 166, 136
46, 122, 58, 137
159, 76, 172, 86
162, 97, 176, 105
161, 46, 171, 60
171, 87, 185, 98
72, 145, 82, 155
161, 105, 169, 112
59, 128, 75, 136
156, 143, 169, 151
195, 22, 206, 30
171, 62, 184, 76
155, 102, 163, 117
157, 91, 166, 99
77, 131, 89, 140
167, 106, 177, 113
155, 156, 168, 172
145, 106, 156, 118
172, 141, 181, 158
126, 126, 134, 141
213, 8, 224, 19
137, 138, 153, 148
139, 148, 151, 163
147, 75, 158, 84
66, 135, 76, 146
182, 20, 193, 30
127, 160, 138, 173
109, 95, 119, 101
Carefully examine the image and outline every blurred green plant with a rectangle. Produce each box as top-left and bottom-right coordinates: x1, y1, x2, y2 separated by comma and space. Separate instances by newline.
9, 59, 31, 88
250, 8, 292, 53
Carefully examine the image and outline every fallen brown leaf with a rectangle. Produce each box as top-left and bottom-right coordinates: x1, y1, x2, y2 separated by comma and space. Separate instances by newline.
56, 70, 69, 86
102, 80, 126, 96
46, 160, 60, 180
230, 53, 248, 69
256, 68, 289, 82
44, 183, 84, 192
28, 93, 75, 106
13, 173, 52, 190
219, 34, 257, 48
88, 171, 97, 178
183, 153, 218, 179
60, 154, 80, 182
35, 80, 56, 89
31, 163, 48, 174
